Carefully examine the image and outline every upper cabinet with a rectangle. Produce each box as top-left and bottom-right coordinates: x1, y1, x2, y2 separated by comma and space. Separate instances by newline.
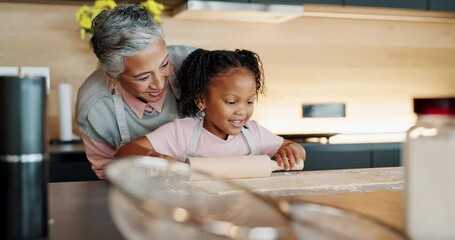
250, 0, 455, 12
18, 0, 455, 12
251, 0, 342, 4
197, 0, 249, 2
345, 0, 427, 10
428, 0, 455, 12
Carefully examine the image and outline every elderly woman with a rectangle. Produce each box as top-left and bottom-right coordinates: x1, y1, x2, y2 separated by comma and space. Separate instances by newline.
76, 3, 195, 179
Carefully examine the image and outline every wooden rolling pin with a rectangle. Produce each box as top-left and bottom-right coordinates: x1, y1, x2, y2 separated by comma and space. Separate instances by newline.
187, 155, 304, 181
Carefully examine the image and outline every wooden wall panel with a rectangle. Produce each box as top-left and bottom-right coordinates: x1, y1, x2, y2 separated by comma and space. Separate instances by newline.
1, 2, 454, 139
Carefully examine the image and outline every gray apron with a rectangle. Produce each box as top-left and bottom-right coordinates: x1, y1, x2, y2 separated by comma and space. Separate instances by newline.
112, 87, 131, 147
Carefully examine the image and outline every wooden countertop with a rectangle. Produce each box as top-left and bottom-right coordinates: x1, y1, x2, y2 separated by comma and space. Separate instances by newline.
49, 181, 122, 240
188, 167, 404, 195
48, 167, 405, 239
297, 190, 403, 231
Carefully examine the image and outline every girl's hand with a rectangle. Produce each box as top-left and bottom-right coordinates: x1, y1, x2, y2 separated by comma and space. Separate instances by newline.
273, 139, 306, 171
274, 146, 300, 171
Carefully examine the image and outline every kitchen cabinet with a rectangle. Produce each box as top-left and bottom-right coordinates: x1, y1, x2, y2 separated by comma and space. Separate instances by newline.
10, 0, 455, 12
301, 144, 371, 170
301, 142, 401, 171
252, 0, 455, 13
49, 144, 98, 182
196, 0, 249, 2
345, 0, 427, 10
251, 0, 342, 4
47, 142, 401, 181
49, 152, 97, 182
428, 0, 455, 12
252, 0, 426, 11
371, 143, 402, 167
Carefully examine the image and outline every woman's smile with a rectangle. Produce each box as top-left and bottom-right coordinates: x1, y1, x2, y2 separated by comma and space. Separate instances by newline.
146, 89, 163, 97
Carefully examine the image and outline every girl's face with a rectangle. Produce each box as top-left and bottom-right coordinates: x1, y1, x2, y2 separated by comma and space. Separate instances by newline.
111, 39, 172, 103
200, 69, 257, 140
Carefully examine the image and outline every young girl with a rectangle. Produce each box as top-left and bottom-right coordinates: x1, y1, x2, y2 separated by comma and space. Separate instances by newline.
116, 49, 306, 170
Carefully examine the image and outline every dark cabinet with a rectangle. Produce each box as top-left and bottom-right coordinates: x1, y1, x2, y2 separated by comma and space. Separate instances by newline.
303, 148, 371, 170
428, 0, 455, 11
372, 149, 401, 167
47, 142, 401, 181
49, 145, 98, 182
345, 0, 427, 10
49, 152, 98, 182
301, 142, 401, 171
371, 143, 402, 167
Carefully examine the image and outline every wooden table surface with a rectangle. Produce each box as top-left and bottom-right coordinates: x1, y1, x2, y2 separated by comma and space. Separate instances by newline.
297, 190, 403, 231
49, 181, 123, 240
48, 167, 405, 239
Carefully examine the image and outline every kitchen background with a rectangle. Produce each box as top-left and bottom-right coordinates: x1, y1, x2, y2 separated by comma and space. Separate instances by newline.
1, 1, 455, 142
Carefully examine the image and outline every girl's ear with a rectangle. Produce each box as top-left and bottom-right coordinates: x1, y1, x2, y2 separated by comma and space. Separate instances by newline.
195, 97, 206, 110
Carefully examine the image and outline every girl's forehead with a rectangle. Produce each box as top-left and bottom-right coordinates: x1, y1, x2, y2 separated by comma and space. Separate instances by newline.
208, 70, 256, 92
210, 68, 253, 84
216, 67, 249, 77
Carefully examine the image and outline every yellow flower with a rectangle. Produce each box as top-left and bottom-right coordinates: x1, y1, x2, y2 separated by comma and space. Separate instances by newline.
90, 7, 104, 19
80, 16, 92, 29
141, 0, 165, 23
80, 28, 86, 40
75, 5, 90, 21
94, 0, 116, 10
76, 0, 164, 40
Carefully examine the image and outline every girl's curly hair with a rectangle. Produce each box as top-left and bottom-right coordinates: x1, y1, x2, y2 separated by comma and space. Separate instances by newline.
177, 48, 266, 117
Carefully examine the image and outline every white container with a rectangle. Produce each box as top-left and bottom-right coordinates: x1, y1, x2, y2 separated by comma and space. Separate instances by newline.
404, 97, 455, 240
58, 83, 73, 141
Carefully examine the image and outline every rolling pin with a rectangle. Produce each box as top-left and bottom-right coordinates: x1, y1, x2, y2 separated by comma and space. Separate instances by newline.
187, 155, 304, 181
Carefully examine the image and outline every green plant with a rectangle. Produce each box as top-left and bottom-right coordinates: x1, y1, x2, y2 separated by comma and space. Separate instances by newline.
75, 0, 164, 40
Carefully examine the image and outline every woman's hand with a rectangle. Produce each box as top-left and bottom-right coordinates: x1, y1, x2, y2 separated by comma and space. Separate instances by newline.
147, 151, 177, 162
273, 139, 306, 171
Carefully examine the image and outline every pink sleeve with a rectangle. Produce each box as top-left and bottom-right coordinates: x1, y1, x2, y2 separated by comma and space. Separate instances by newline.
145, 118, 191, 162
247, 120, 284, 157
81, 134, 116, 180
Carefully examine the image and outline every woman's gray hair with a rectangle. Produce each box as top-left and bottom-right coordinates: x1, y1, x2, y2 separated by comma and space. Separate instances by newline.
90, 3, 165, 78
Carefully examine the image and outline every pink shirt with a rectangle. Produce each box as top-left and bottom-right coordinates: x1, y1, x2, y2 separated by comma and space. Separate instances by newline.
82, 83, 169, 179
146, 117, 284, 162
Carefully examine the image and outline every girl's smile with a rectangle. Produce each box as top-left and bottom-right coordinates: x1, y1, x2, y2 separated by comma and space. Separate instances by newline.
230, 119, 244, 128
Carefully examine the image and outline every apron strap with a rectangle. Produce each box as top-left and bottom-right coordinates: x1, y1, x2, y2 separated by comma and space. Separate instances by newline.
182, 117, 204, 162
241, 126, 258, 155
183, 118, 258, 161
112, 87, 131, 147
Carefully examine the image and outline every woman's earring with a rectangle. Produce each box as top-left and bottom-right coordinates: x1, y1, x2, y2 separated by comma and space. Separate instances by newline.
197, 108, 205, 119
111, 82, 116, 95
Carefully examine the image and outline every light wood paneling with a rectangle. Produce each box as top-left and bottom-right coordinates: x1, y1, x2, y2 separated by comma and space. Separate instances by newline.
1, 2, 455, 139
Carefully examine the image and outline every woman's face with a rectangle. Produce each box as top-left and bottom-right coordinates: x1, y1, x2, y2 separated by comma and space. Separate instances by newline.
200, 69, 257, 140
115, 39, 172, 103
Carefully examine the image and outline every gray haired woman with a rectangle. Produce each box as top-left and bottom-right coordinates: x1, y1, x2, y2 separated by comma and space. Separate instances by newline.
75, 3, 195, 179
